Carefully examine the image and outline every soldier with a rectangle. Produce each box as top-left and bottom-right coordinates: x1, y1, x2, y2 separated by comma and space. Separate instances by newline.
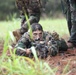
15, 23, 68, 59
61, 0, 76, 48
13, 0, 47, 42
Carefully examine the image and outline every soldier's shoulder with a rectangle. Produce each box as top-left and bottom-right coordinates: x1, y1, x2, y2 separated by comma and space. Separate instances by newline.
18, 32, 31, 44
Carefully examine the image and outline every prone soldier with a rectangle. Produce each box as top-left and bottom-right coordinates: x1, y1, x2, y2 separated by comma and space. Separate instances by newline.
15, 23, 68, 59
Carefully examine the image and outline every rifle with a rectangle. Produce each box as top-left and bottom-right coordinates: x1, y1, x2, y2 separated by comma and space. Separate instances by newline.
16, 40, 48, 59
32, 40, 48, 59
31, 39, 58, 57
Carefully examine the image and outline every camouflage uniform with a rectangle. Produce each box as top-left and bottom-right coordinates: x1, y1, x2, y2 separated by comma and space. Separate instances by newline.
61, 0, 76, 46
15, 31, 68, 58
69, 0, 76, 46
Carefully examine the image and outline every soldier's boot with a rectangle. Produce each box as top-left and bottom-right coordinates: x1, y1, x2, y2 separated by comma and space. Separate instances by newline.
13, 29, 22, 42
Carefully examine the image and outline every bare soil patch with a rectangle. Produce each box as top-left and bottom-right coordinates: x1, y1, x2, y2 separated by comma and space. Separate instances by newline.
46, 49, 76, 75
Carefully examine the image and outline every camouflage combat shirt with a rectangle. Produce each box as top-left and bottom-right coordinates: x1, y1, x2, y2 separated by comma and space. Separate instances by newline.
15, 31, 68, 57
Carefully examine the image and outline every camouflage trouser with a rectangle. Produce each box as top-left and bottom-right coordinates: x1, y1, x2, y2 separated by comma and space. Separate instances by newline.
20, 14, 40, 34
61, 0, 72, 34
61, 0, 76, 46
21, 12, 40, 27
69, 0, 76, 46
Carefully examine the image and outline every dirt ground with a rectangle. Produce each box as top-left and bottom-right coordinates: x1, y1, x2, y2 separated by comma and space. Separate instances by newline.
0, 36, 76, 75
46, 49, 76, 75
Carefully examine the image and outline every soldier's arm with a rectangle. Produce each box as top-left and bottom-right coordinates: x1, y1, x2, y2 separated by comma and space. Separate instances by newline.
51, 32, 68, 52
15, 32, 31, 56
48, 38, 58, 56
46, 33, 59, 56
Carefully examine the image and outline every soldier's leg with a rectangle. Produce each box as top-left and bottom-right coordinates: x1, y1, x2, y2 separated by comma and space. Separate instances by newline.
28, 12, 40, 24
61, 0, 72, 34
13, 29, 22, 42
13, 24, 28, 42
20, 13, 40, 34
68, 0, 76, 46
66, 0, 72, 35
13, 12, 28, 42
20, 11, 29, 27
